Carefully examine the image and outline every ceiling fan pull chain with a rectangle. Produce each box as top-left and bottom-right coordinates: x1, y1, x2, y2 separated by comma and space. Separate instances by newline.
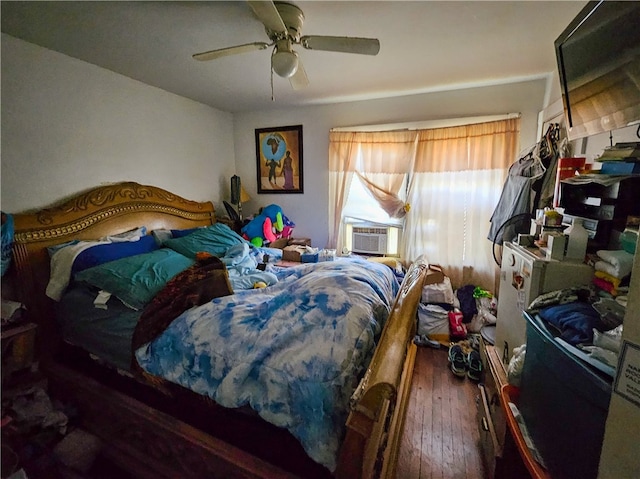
271, 68, 275, 102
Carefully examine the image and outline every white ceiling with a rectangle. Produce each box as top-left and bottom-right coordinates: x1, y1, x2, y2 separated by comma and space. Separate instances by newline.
1, 1, 588, 114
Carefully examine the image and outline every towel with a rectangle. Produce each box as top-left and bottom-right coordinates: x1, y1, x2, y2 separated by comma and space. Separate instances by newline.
592, 277, 617, 296
595, 249, 634, 279
594, 270, 622, 290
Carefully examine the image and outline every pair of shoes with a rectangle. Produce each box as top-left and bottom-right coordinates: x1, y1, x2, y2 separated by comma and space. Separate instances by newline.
466, 349, 482, 381
413, 334, 441, 349
448, 344, 466, 377
467, 334, 481, 352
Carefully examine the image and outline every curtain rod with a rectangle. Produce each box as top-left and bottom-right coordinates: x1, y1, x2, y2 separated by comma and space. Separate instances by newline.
331, 113, 520, 133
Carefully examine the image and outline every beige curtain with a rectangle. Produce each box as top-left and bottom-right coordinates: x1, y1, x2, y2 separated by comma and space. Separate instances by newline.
328, 130, 416, 251
328, 118, 519, 290
328, 132, 357, 251
405, 118, 520, 289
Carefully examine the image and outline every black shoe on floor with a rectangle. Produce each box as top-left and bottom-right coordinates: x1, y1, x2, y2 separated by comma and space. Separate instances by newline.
448, 344, 466, 377
413, 334, 441, 349
466, 349, 482, 381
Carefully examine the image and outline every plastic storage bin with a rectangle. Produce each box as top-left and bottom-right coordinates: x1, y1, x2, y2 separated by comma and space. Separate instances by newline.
518, 312, 612, 479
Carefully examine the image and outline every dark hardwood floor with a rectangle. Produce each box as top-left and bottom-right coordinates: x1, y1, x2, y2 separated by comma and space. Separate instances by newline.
47, 345, 487, 479
397, 345, 487, 479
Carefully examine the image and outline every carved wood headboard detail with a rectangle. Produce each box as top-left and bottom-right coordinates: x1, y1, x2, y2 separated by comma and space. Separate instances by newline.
10, 182, 216, 361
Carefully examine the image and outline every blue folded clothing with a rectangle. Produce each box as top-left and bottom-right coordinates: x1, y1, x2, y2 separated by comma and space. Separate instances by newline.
538, 301, 602, 345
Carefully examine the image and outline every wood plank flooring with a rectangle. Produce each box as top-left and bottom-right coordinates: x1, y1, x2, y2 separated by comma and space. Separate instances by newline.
76, 345, 488, 479
397, 345, 487, 479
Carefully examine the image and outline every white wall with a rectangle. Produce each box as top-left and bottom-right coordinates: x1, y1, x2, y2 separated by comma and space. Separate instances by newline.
580, 125, 640, 165
234, 79, 548, 248
2, 35, 549, 250
1, 35, 235, 214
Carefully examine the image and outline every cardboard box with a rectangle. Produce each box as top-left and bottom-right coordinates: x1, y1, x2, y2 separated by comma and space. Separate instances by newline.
288, 237, 311, 246
282, 245, 307, 262
269, 238, 289, 249
544, 233, 566, 260
424, 264, 445, 285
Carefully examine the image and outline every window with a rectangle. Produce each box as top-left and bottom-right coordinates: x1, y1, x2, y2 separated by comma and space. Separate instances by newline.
342, 173, 405, 227
329, 118, 520, 289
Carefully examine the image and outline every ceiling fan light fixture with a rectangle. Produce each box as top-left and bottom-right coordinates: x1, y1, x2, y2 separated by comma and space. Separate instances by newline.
194, 0, 381, 90
272, 50, 299, 78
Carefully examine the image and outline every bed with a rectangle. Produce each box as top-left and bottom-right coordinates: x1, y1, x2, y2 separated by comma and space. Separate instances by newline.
10, 181, 428, 479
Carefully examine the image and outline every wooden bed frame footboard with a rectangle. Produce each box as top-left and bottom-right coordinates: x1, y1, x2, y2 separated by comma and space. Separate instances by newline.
9, 182, 428, 479
336, 257, 426, 479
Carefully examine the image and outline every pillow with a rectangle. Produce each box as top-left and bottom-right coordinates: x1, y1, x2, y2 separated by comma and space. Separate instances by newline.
47, 240, 111, 301
151, 227, 202, 246
367, 256, 402, 269
71, 235, 159, 274
151, 229, 173, 246
170, 227, 202, 238
47, 240, 80, 257
74, 248, 194, 310
162, 223, 248, 259
46, 226, 149, 301
47, 226, 147, 258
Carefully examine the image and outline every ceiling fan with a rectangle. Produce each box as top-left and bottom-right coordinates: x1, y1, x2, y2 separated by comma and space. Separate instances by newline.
192, 0, 380, 90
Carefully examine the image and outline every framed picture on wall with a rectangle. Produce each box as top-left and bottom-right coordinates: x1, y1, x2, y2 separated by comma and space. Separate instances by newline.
255, 124, 303, 194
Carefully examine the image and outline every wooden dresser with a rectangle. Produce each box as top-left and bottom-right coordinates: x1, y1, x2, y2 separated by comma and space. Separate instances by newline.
476, 341, 507, 478
476, 340, 532, 479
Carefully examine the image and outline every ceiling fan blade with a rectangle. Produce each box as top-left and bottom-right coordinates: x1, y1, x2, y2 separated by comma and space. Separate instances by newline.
289, 59, 309, 90
192, 42, 270, 61
247, 1, 287, 35
300, 36, 380, 55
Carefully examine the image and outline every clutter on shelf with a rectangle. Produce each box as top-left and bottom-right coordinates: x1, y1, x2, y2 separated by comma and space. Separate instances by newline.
594, 142, 640, 173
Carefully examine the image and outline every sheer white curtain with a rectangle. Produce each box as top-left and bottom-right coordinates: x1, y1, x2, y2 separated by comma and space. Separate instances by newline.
405, 119, 520, 289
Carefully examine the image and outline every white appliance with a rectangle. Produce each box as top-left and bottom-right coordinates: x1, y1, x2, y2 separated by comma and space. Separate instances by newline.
495, 241, 593, 366
351, 226, 389, 254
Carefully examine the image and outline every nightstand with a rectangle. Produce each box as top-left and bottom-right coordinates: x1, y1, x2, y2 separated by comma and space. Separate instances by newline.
2, 322, 38, 387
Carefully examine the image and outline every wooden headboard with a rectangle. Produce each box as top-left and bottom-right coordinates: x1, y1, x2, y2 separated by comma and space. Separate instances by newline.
10, 181, 216, 361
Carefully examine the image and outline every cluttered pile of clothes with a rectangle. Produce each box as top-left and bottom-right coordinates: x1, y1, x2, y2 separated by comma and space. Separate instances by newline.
527, 286, 625, 373
413, 270, 498, 381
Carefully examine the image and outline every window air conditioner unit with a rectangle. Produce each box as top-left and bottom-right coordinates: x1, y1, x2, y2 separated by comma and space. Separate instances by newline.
352, 226, 388, 255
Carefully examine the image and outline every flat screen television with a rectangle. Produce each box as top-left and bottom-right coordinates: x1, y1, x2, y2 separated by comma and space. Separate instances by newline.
555, 1, 640, 140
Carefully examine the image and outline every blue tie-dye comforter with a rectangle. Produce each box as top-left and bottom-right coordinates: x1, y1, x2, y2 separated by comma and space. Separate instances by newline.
134, 258, 399, 471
